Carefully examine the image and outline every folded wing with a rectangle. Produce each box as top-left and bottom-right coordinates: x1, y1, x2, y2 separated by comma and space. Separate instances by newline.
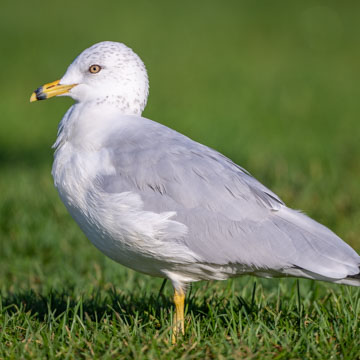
98, 116, 360, 281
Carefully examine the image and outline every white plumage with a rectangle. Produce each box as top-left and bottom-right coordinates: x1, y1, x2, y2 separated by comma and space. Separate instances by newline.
31, 41, 360, 337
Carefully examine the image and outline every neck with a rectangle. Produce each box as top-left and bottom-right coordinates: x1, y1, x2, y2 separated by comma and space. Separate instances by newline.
53, 102, 140, 152
94, 94, 144, 115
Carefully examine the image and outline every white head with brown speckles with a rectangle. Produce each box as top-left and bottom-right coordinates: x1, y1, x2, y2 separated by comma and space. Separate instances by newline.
59, 41, 149, 115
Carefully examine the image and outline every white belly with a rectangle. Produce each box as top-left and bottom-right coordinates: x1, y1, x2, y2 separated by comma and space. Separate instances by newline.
52, 142, 199, 278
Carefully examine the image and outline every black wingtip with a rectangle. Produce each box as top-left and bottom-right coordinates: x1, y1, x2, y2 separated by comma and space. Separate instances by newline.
346, 267, 360, 280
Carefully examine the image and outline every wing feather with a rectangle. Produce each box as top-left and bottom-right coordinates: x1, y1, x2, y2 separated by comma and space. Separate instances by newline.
98, 116, 360, 279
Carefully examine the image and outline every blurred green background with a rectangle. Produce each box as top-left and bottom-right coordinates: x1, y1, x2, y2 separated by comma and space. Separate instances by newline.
0, 0, 360, 358
1, 0, 360, 353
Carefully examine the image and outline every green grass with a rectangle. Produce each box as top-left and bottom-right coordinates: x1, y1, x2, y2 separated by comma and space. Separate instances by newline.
1, 0, 360, 358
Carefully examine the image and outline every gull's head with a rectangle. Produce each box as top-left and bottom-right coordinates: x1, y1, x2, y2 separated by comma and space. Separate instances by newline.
30, 41, 149, 115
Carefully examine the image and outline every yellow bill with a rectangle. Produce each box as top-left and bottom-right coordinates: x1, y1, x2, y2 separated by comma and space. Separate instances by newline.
30, 79, 77, 102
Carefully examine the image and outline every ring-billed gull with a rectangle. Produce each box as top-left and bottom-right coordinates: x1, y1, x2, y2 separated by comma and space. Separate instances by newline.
30, 41, 360, 342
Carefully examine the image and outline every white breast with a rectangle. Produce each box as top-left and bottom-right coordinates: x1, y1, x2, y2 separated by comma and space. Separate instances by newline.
51, 105, 198, 278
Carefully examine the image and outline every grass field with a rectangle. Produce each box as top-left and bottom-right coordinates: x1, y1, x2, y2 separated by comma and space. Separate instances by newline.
1, 1, 360, 358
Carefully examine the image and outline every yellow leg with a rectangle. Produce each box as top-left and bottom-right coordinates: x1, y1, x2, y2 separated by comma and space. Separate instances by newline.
172, 288, 185, 344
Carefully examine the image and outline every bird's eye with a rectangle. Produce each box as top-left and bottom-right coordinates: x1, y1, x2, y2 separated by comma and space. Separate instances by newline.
89, 65, 101, 74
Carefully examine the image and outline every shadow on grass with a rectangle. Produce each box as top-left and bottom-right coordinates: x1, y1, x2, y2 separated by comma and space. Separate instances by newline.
1, 288, 167, 322
0, 287, 265, 326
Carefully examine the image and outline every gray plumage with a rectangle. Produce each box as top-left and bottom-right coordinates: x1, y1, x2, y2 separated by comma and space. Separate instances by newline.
35, 41, 359, 291
97, 115, 360, 284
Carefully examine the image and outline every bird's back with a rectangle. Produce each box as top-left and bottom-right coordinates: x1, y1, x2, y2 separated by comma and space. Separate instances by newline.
70, 112, 360, 285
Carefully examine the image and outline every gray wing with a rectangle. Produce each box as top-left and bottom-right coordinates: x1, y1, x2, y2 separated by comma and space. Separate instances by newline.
99, 116, 360, 280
